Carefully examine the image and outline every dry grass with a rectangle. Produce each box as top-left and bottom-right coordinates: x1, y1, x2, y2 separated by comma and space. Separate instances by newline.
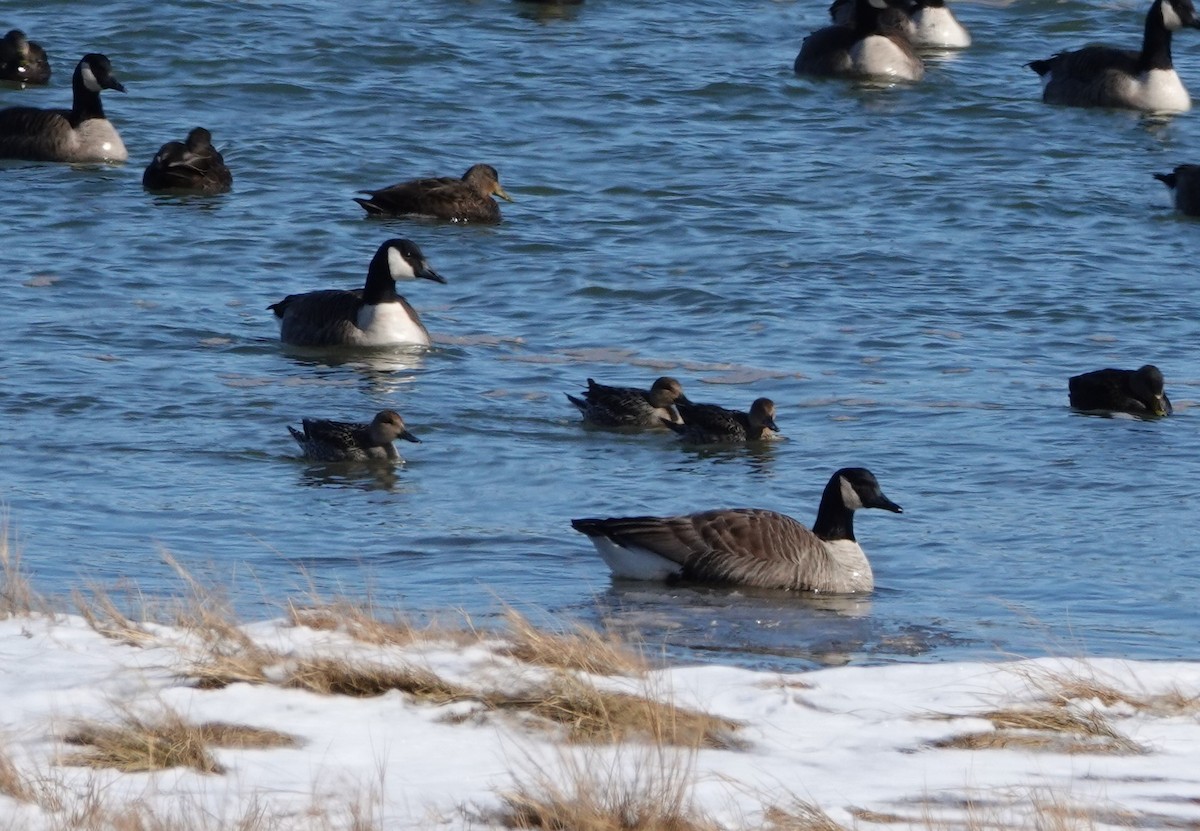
62, 709, 299, 774
763, 801, 850, 831
931, 702, 1143, 755
281, 657, 470, 703
0, 743, 38, 804
498, 608, 649, 677
1021, 665, 1200, 718
73, 585, 159, 647
0, 518, 41, 618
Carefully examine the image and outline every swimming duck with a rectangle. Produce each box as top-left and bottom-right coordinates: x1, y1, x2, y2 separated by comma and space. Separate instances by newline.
1028, 0, 1200, 113
829, 0, 971, 49
0, 29, 51, 85
566, 376, 691, 428
664, 397, 780, 444
0, 53, 126, 162
572, 467, 903, 591
795, 0, 925, 81
288, 410, 420, 462
269, 238, 446, 348
142, 127, 232, 194
354, 164, 513, 223
1154, 164, 1200, 214
1069, 365, 1173, 416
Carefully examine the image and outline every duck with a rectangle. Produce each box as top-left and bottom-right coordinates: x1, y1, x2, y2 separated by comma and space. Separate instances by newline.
142, 127, 232, 194
829, 0, 971, 49
269, 238, 446, 348
571, 467, 903, 591
0, 53, 126, 163
1027, 0, 1200, 113
1069, 365, 1173, 417
566, 376, 690, 428
1154, 164, 1200, 214
288, 410, 420, 462
0, 29, 51, 85
795, 0, 925, 81
354, 163, 513, 223
664, 397, 780, 444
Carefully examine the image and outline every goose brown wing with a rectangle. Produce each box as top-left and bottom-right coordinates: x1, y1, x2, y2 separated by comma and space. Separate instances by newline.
1041, 46, 1141, 105
0, 107, 73, 160
271, 289, 365, 346
794, 26, 858, 76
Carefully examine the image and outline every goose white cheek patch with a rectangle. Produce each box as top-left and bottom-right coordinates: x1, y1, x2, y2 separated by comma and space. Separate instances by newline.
387, 247, 416, 280
80, 62, 102, 92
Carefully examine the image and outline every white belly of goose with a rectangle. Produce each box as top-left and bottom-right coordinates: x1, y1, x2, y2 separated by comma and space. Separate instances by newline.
354, 302, 430, 347
589, 538, 681, 581
911, 7, 971, 48
73, 120, 127, 163
1118, 69, 1191, 113
820, 539, 874, 593
849, 36, 923, 80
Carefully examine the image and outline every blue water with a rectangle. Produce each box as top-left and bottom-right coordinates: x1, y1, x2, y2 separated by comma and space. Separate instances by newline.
3, 0, 1199, 671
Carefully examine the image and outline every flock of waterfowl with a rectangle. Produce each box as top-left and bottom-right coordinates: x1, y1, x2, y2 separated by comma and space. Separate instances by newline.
0, 5, 1185, 596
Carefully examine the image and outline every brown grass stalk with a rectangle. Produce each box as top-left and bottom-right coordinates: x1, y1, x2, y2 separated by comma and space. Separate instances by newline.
281, 657, 470, 702
498, 608, 649, 677
931, 702, 1143, 755
0, 518, 41, 618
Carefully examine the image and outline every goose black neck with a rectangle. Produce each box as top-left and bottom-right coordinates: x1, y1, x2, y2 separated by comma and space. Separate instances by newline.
362, 251, 400, 305
1141, 0, 1176, 72
70, 67, 105, 125
812, 479, 856, 542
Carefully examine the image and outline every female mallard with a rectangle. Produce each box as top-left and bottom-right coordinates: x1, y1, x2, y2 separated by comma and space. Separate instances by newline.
0, 30, 51, 85
1069, 365, 1173, 416
665, 397, 780, 444
289, 410, 420, 462
0, 53, 126, 162
269, 238, 446, 348
143, 127, 232, 194
572, 468, 903, 591
566, 376, 690, 428
355, 163, 513, 222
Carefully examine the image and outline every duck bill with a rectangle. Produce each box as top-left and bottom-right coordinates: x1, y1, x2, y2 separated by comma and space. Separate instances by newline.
400, 430, 421, 443
417, 265, 447, 284
764, 417, 780, 432
1153, 397, 1169, 416
495, 185, 515, 203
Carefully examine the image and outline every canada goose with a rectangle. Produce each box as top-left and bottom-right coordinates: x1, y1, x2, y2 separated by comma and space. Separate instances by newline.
1069, 365, 1173, 416
288, 410, 420, 462
1028, 0, 1200, 113
0, 29, 51, 85
355, 164, 513, 223
269, 238, 446, 348
0, 53, 126, 162
142, 127, 232, 194
796, 0, 925, 81
829, 0, 970, 49
572, 467, 903, 591
1154, 163, 1200, 214
566, 376, 690, 428
664, 397, 780, 444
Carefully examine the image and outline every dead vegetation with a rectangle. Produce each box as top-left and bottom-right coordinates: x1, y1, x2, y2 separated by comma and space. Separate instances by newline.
498, 607, 650, 677
281, 657, 469, 703
0, 519, 42, 618
931, 701, 1143, 755
764, 801, 851, 831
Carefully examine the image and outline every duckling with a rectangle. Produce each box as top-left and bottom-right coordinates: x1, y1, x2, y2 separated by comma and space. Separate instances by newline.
572, 467, 903, 591
1069, 365, 1173, 417
0, 29, 50, 85
289, 410, 420, 462
142, 127, 232, 194
1154, 164, 1200, 214
566, 376, 690, 428
796, 0, 925, 81
269, 238, 446, 348
664, 397, 780, 444
1028, 0, 1200, 113
829, 0, 970, 49
0, 53, 125, 162
355, 163, 513, 223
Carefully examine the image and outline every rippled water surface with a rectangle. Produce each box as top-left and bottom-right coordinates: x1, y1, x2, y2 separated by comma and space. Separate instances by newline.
4, 0, 1200, 671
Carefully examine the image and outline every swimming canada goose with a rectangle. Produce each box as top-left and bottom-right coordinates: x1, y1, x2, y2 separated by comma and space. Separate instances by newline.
1028, 0, 1200, 112
0, 53, 126, 162
354, 164, 514, 223
829, 0, 971, 49
1069, 365, 1173, 416
1154, 163, 1200, 214
142, 127, 232, 194
796, 0, 925, 81
572, 467, 903, 591
269, 238, 446, 348
664, 397, 780, 444
0, 29, 51, 85
288, 410, 420, 462
566, 376, 690, 428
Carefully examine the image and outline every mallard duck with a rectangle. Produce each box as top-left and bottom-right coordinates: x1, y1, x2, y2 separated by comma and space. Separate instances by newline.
664, 397, 780, 444
289, 410, 420, 462
566, 376, 690, 428
142, 127, 232, 194
1069, 365, 1173, 416
0, 29, 51, 85
354, 163, 513, 222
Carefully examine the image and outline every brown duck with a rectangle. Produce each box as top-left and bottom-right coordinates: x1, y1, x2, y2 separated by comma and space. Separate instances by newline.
355, 163, 513, 223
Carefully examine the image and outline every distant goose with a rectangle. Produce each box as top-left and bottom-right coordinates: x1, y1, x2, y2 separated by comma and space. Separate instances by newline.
355, 164, 513, 223
1069, 365, 1173, 416
795, 0, 925, 81
289, 410, 420, 462
269, 238, 446, 348
572, 467, 903, 591
0, 29, 51, 85
142, 127, 232, 194
1154, 164, 1200, 214
0, 53, 126, 162
1027, 0, 1200, 113
829, 0, 971, 49
664, 397, 780, 444
566, 376, 690, 428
